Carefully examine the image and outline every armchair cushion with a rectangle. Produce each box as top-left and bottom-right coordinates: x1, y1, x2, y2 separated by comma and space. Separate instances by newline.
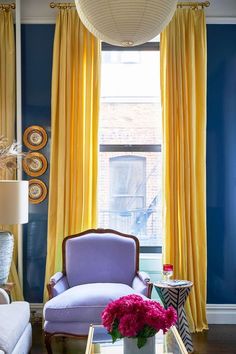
44, 283, 146, 325
44, 321, 91, 336
0, 302, 30, 354
65, 233, 136, 287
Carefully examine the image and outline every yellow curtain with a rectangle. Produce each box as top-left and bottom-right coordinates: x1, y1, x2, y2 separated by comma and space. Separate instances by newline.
161, 8, 208, 332
0, 10, 23, 300
0, 10, 15, 142
44, 9, 100, 298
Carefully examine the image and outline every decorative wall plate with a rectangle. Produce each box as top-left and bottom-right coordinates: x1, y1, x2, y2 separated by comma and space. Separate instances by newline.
23, 152, 48, 177
23, 126, 48, 150
29, 179, 47, 204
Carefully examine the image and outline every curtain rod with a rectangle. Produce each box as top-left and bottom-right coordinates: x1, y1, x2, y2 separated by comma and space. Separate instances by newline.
177, 1, 210, 9
50, 1, 210, 11
50, 2, 75, 10
0, 3, 15, 11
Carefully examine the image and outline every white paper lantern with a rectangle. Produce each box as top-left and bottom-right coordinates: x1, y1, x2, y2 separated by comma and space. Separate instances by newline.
75, 0, 178, 47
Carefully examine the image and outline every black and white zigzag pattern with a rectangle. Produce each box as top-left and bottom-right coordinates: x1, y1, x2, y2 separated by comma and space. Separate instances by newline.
156, 286, 193, 353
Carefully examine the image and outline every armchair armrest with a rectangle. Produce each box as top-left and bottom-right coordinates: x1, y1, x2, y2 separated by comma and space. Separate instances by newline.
138, 271, 151, 283
47, 272, 69, 299
0, 288, 10, 304
132, 271, 153, 298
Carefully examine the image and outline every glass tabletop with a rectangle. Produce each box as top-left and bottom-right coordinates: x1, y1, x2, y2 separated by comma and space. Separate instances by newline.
85, 325, 188, 354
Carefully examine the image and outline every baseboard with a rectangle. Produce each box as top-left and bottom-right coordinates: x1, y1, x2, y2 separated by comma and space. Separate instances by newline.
30, 303, 236, 325
207, 304, 236, 324
30, 303, 43, 323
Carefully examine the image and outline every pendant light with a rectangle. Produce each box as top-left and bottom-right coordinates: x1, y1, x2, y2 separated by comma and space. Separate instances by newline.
75, 0, 178, 47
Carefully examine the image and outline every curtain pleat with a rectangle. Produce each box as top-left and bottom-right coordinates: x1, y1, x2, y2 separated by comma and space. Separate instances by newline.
161, 9, 208, 332
44, 9, 100, 299
0, 10, 23, 300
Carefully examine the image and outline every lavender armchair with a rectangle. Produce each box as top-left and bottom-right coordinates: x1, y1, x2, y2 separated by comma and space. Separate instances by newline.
43, 229, 153, 353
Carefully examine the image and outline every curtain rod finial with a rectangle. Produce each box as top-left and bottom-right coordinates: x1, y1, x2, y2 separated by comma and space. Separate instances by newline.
177, 1, 210, 9
0, 3, 16, 11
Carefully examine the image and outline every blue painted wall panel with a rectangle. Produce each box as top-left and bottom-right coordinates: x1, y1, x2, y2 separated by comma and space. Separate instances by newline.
207, 25, 236, 303
21, 25, 54, 302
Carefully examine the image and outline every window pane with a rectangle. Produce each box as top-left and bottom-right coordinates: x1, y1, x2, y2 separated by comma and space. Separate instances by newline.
101, 51, 160, 99
110, 156, 145, 198
99, 151, 162, 247
100, 50, 161, 145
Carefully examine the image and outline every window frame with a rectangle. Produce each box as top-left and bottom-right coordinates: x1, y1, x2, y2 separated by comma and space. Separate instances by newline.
100, 41, 161, 254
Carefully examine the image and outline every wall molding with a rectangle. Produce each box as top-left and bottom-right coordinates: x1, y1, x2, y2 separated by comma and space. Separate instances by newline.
140, 253, 162, 260
21, 16, 236, 25
206, 17, 236, 24
30, 303, 43, 324
207, 304, 236, 324
31, 303, 236, 325
21, 17, 56, 24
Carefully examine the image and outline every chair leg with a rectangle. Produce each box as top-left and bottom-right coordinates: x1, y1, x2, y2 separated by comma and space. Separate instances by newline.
45, 333, 53, 354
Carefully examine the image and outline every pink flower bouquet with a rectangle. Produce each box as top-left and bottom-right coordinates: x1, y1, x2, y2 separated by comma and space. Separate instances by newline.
101, 294, 177, 348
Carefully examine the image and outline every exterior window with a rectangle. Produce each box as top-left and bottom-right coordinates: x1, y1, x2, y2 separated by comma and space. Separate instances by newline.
98, 42, 161, 251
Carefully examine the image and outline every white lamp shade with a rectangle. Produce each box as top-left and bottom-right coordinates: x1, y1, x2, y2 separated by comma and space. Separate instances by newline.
0, 180, 29, 224
75, 0, 178, 47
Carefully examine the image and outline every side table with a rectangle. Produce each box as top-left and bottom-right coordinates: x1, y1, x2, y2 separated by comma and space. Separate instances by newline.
0, 282, 14, 302
154, 281, 193, 353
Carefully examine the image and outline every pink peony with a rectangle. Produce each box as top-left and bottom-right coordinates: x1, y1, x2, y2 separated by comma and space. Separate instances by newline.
102, 309, 115, 331
146, 309, 165, 330
165, 306, 178, 328
118, 314, 142, 337
101, 301, 119, 331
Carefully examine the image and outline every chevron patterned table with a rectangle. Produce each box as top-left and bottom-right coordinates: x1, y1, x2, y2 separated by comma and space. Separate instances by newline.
154, 281, 193, 353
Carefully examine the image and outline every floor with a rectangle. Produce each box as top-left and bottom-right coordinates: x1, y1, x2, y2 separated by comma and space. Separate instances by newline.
191, 325, 236, 354
32, 324, 236, 354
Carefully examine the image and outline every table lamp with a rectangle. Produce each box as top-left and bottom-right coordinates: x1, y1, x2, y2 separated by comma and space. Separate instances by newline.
0, 180, 28, 284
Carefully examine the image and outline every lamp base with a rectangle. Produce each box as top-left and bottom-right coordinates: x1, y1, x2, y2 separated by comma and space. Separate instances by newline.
0, 231, 14, 284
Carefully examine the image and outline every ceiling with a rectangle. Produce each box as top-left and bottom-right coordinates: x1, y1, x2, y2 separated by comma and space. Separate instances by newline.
0, 0, 236, 24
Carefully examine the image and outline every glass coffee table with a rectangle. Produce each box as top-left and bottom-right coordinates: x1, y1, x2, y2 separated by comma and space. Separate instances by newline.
85, 325, 188, 354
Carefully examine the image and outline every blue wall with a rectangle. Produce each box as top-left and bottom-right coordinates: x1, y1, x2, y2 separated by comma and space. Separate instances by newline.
207, 25, 236, 304
21, 24, 236, 304
22, 25, 54, 302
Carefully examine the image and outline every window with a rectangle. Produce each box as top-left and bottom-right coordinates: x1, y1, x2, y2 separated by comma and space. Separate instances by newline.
98, 42, 162, 251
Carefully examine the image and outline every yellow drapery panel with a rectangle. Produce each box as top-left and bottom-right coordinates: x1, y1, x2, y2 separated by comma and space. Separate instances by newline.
161, 9, 208, 332
44, 9, 100, 298
0, 10, 23, 300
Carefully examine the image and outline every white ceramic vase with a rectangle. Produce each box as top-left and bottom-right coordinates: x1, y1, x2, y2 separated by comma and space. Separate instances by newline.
123, 336, 155, 354
0, 232, 14, 284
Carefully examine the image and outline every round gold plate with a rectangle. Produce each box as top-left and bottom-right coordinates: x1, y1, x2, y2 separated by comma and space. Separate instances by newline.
29, 179, 47, 204
23, 126, 48, 150
23, 152, 48, 177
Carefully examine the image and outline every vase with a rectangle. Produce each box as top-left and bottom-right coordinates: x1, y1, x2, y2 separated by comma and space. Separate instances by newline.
0, 231, 14, 284
123, 336, 155, 354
